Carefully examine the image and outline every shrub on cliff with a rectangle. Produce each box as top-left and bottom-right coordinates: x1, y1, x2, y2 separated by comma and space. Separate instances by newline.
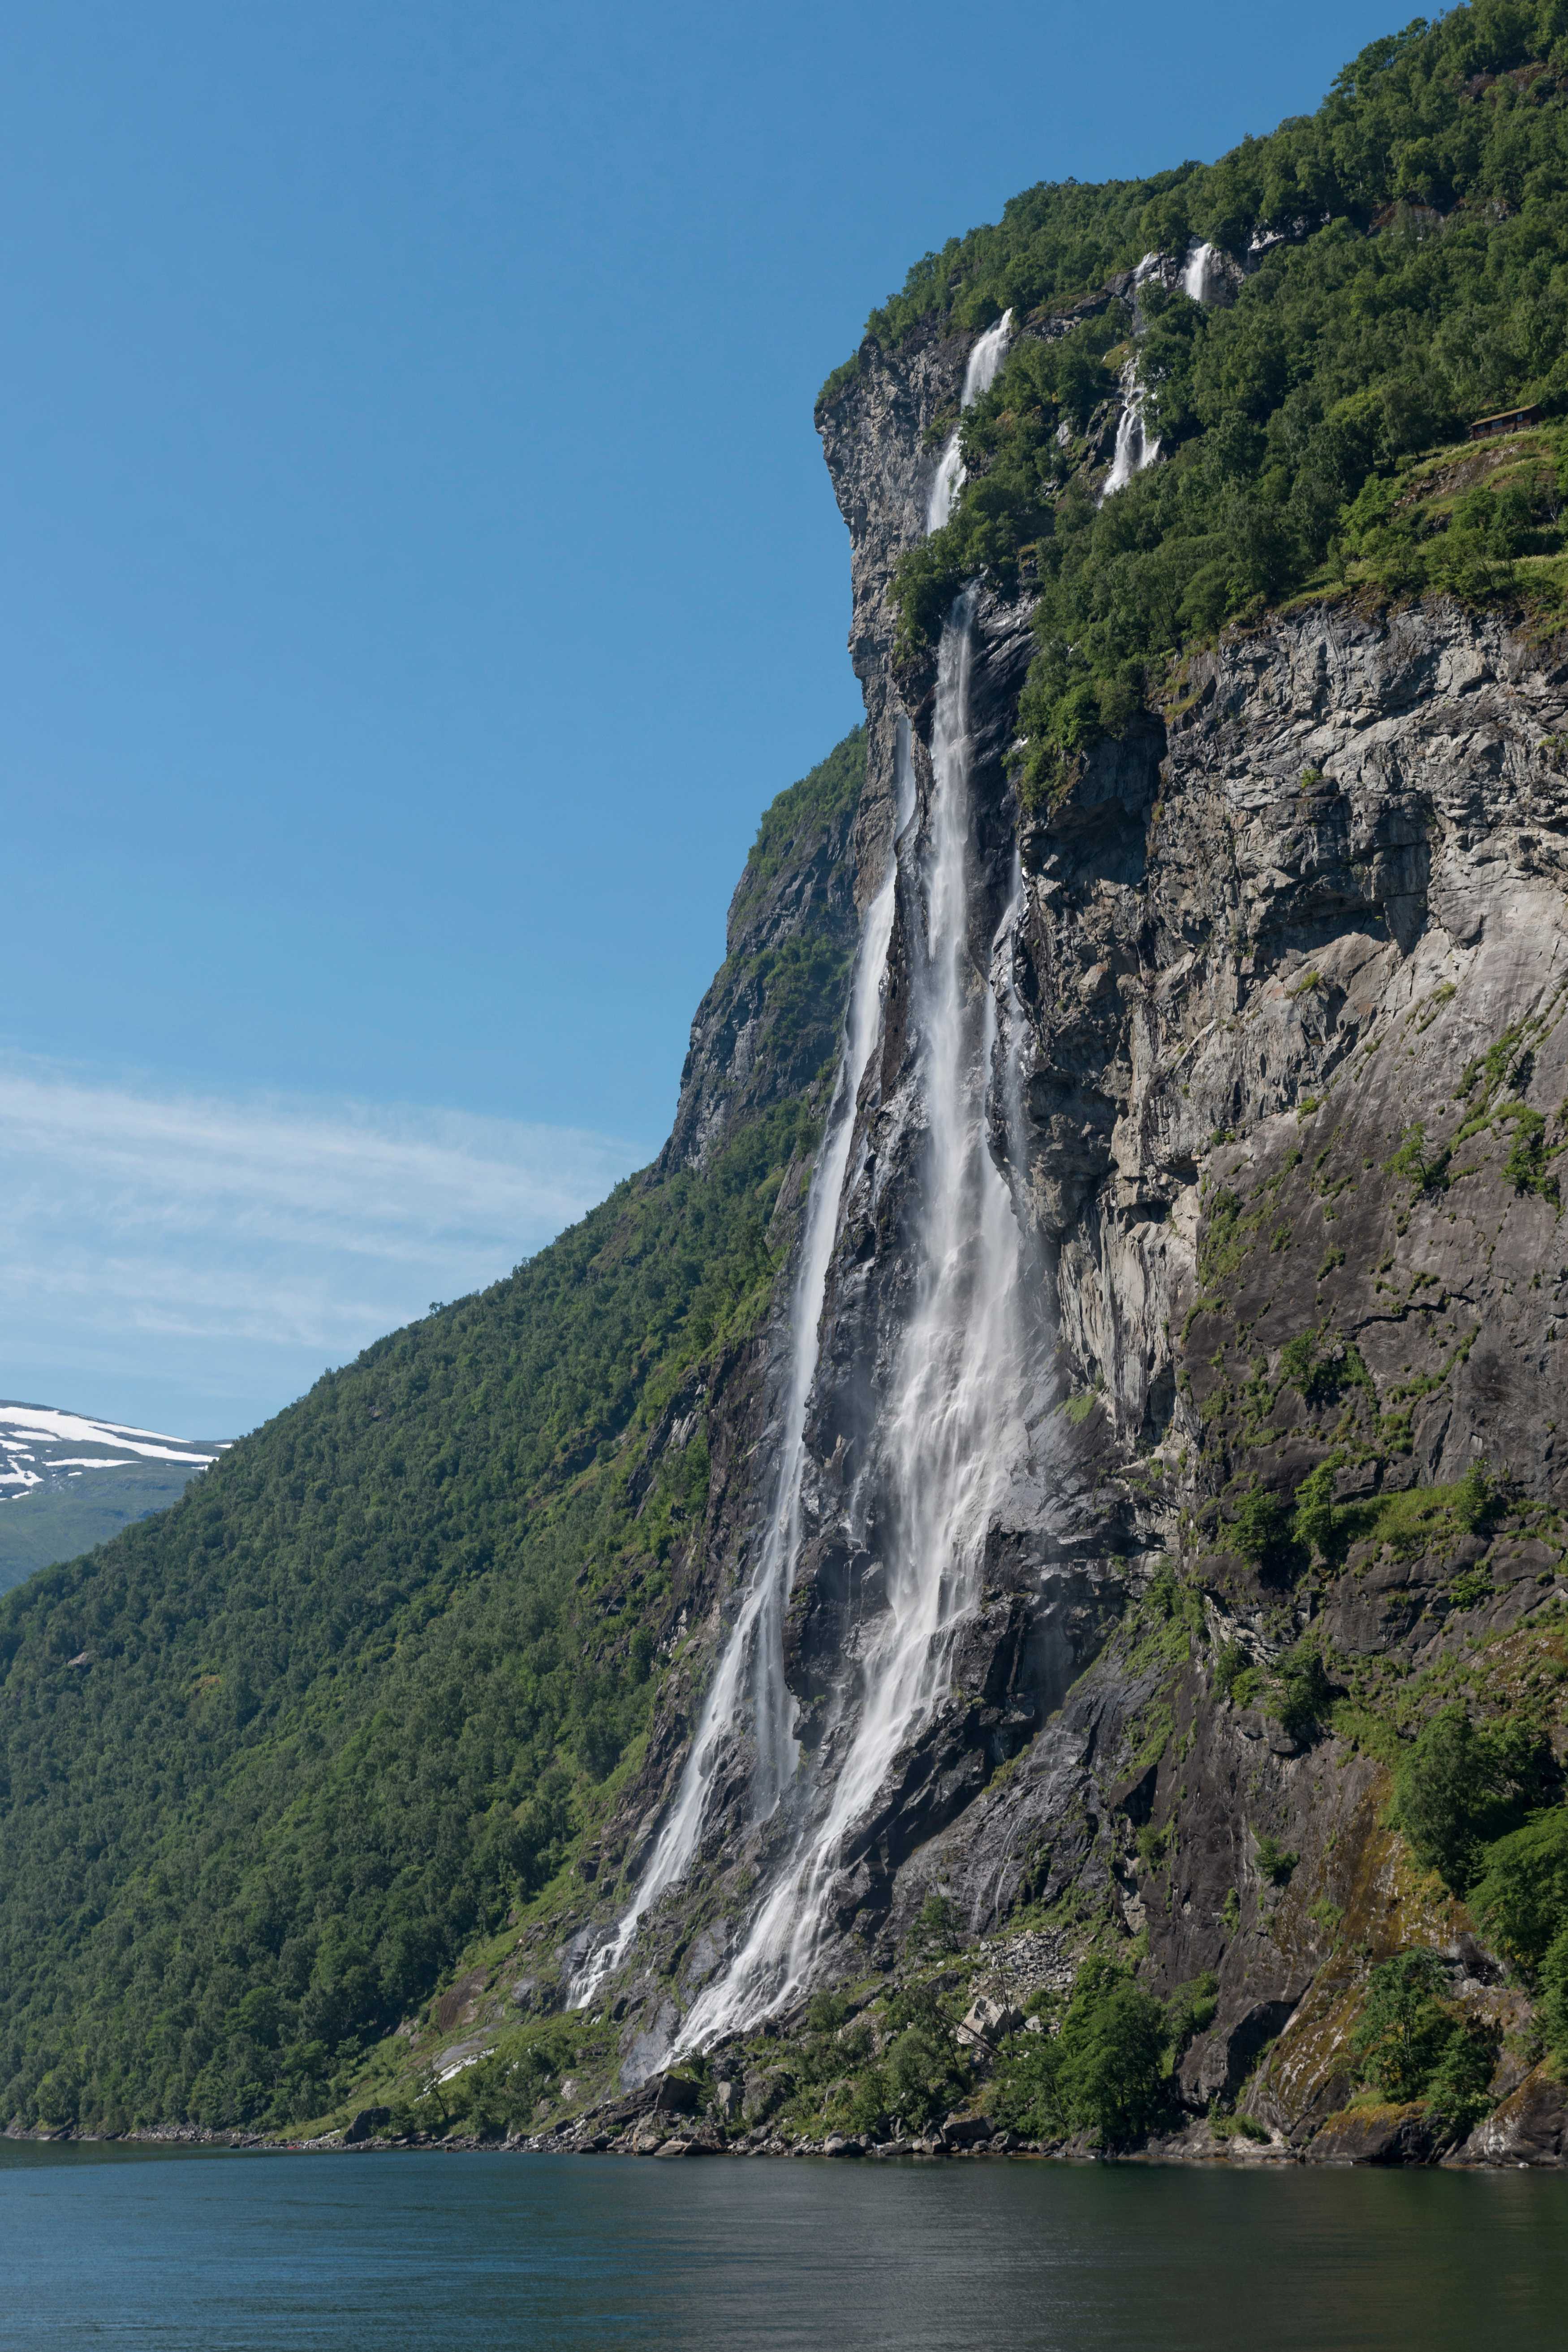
874, 1980, 967, 2132
1469, 1806, 1568, 1968
989, 1959, 1172, 2148
1052, 1962, 1174, 2147
1539, 1924, 1568, 2065
1350, 1949, 1498, 2131
907, 1891, 963, 1959
1351, 1951, 1461, 2100
1394, 1705, 1557, 1891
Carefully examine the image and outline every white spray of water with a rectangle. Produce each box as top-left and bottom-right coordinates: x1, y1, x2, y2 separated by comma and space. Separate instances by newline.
927, 309, 1014, 532
1181, 240, 1218, 305
570, 754, 904, 2009
1101, 359, 1160, 498
1101, 254, 1163, 502
677, 587, 1035, 2046
577, 297, 1035, 2037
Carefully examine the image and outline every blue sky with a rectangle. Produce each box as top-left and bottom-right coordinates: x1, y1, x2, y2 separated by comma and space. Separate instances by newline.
2, 0, 1396, 1434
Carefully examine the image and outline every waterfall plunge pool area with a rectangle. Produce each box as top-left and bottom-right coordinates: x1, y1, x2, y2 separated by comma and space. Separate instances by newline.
2, 2141, 1563, 2349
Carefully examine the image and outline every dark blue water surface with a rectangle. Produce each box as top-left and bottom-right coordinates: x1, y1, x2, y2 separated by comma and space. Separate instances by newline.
1, 2142, 1564, 2350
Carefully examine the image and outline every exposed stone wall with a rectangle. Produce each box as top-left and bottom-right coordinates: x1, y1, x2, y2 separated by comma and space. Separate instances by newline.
570, 318, 1568, 2158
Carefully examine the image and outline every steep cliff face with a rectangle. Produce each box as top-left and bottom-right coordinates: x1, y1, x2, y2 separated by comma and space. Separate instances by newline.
662, 730, 865, 1175
569, 312, 1568, 2163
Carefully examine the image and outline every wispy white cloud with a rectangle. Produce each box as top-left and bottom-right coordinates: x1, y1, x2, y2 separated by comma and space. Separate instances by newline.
0, 1055, 649, 1431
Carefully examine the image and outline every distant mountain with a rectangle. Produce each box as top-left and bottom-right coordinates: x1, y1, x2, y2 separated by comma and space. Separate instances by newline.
0, 1403, 226, 1591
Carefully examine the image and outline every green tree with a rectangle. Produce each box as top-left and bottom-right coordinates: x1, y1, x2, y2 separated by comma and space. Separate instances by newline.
1395, 1706, 1557, 1891
1228, 1484, 1291, 1568
1469, 1807, 1568, 1970
1350, 1950, 1459, 2102
1292, 1461, 1336, 1565
1538, 1924, 1568, 2068
1054, 1959, 1172, 2148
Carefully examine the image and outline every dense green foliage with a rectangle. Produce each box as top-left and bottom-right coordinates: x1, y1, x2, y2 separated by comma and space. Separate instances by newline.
729, 729, 864, 930
0, 746, 862, 2134
1469, 1806, 1568, 1961
1392, 1700, 1568, 2073
987, 1960, 1181, 2147
1350, 1949, 1498, 2126
1393, 1702, 1557, 1886
872, 1984, 970, 2133
872, 4, 1568, 801
1379, 1689, 1568, 2081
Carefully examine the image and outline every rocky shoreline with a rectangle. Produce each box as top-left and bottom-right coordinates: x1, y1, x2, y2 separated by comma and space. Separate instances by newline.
12, 2059, 1566, 2170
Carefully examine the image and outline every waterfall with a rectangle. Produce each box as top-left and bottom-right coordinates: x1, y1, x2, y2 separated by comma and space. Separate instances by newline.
579, 302, 1041, 2044
1181, 240, 1218, 305
1100, 254, 1163, 502
677, 587, 1039, 2047
569, 749, 904, 2010
1100, 358, 1160, 498
747, 741, 910, 1817
926, 308, 1014, 532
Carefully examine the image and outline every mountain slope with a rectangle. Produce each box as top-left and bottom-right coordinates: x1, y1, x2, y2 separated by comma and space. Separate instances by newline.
13, 0, 1568, 2169
0, 731, 862, 2132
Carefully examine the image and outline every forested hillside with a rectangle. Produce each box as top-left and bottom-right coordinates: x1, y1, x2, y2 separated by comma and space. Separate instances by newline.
826, 0, 1568, 799
0, 732, 863, 2133
15, 0, 1568, 2161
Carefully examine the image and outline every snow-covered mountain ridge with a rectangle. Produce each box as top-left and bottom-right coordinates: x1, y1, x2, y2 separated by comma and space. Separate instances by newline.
0, 1401, 222, 1499
0, 1402, 228, 1594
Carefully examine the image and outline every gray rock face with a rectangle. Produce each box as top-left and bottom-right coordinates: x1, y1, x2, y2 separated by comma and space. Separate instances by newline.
572, 319, 1568, 2155
1458, 2065, 1568, 2164
1030, 600, 1568, 1498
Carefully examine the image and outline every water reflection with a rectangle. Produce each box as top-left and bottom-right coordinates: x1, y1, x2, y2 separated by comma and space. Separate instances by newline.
0, 2143, 1564, 2351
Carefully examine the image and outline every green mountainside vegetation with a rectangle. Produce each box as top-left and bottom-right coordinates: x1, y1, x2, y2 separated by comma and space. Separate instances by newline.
0, 1460, 213, 1595
0, 738, 862, 2134
829, 2, 1568, 803
13, 1, 1568, 2145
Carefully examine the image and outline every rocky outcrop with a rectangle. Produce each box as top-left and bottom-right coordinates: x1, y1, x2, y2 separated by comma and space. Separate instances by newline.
1456, 2064, 1568, 2164
557, 311, 1568, 2161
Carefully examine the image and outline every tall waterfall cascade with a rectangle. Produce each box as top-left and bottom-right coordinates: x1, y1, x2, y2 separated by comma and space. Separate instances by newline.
569, 806, 902, 2011
1101, 253, 1163, 501
677, 589, 1043, 2047
576, 307, 1046, 2046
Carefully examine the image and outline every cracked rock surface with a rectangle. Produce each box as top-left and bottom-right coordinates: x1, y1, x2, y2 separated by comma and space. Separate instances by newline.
555, 325, 1568, 2158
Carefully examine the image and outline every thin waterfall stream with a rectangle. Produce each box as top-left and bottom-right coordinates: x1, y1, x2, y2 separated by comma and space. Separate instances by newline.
570, 815, 902, 2010
1101, 253, 1163, 501
926, 309, 1013, 531
677, 586, 1037, 2046
1181, 240, 1218, 303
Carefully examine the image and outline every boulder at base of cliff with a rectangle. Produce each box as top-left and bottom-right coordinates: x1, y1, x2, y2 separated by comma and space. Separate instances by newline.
1457, 2067, 1568, 2167
1307, 2103, 1438, 2165
651, 2071, 700, 2117
956, 1993, 1023, 2052
341, 2106, 392, 2145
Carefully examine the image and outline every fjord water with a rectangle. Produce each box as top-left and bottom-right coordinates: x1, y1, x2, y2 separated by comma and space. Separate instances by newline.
3, 2145, 1564, 2351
